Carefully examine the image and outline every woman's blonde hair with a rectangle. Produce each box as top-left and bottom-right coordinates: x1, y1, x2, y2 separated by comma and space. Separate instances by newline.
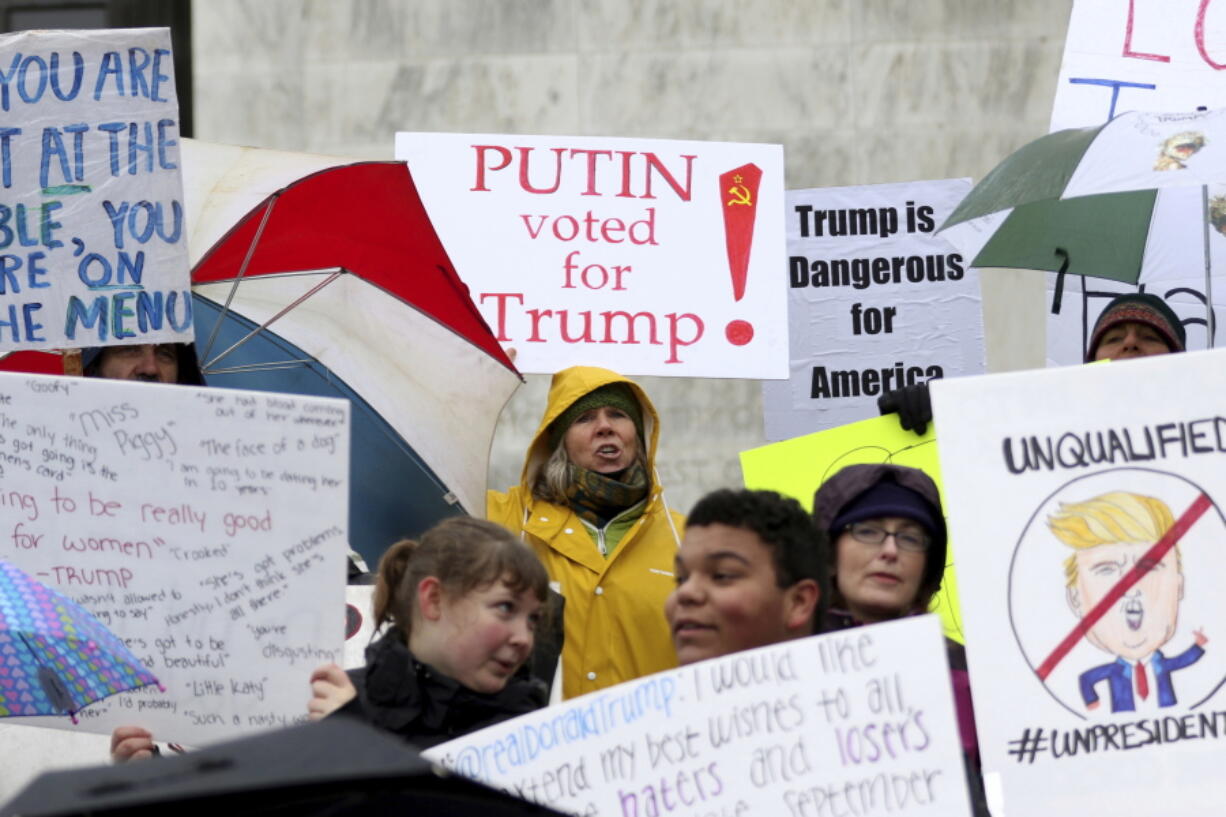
531, 435, 648, 504
373, 517, 549, 635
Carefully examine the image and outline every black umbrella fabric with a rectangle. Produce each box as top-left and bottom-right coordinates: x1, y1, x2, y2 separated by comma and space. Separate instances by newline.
1, 718, 563, 817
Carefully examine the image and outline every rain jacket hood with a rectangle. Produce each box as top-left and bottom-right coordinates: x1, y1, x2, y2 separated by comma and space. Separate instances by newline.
519, 365, 660, 492
488, 365, 682, 699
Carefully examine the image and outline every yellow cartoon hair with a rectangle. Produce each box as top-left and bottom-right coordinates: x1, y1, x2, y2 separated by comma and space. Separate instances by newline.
1048, 491, 1176, 587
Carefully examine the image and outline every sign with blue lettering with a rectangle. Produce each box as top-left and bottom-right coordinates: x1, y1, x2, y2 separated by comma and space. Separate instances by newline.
1051, 0, 1226, 133
0, 28, 190, 352
427, 615, 972, 817
1044, 1, 1226, 368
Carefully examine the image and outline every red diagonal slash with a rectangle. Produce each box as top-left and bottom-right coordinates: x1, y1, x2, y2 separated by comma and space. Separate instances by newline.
1036, 492, 1212, 681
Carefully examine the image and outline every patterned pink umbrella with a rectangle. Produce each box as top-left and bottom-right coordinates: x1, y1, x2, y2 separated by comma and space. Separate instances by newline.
0, 559, 162, 722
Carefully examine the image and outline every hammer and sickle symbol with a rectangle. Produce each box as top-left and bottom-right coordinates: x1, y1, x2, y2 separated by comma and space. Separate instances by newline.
726, 184, 753, 207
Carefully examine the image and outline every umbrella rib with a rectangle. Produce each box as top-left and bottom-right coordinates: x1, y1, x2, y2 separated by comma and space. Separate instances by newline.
16, 632, 46, 667
203, 269, 347, 372
199, 191, 282, 364
205, 359, 316, 374
1201, 184, 1216, 347
205, 268, 345, 282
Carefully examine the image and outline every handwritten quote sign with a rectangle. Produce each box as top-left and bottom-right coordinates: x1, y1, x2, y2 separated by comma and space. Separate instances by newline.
396, 132, 786, 378
0, 372, 348, 745
0, 27, 190, 352
428, 615, 971, 817
763, 179, 982, 440
932, 348, 1226, 816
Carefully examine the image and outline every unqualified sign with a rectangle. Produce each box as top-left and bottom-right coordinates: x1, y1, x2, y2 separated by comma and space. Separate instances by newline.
396, 133, 787, 378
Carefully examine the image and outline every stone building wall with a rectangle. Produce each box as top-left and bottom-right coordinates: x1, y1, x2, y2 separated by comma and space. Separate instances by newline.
191, 0, 1073, 516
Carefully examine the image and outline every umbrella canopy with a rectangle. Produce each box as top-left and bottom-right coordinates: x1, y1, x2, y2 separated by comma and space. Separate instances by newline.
2, 717, 564, 817
182, 141, 521, 565
0, 559, 160, 722
0, 351, 68, 376
0, 141, 522, 565
941, 108, 1226, 288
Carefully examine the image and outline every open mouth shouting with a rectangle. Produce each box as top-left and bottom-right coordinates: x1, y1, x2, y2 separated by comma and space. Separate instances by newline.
1124, 598, 1143, 632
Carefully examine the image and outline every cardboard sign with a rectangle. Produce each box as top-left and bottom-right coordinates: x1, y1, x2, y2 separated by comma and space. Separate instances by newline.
427, 615, 971, 817
0, 28, 191, 352
1051, 0, 1226, 133
931, 348, 1226, 816
741, 415, 964, 644
0, 372, 348, 744
764, 180, 982, 439
396, 133, 786, 378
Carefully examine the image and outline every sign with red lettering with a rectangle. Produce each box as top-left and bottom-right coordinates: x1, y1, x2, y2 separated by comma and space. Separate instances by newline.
396, 133, 787, 378
1052, 0, 1226, 131
0, 372, 348, 745
1044, 1, 1226, 368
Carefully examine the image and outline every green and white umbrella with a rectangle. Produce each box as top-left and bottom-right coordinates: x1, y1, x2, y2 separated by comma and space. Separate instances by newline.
939, 108, 1226, 343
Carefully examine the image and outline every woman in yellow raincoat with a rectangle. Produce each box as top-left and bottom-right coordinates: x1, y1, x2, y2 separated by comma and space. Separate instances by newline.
488, 366, 685, 699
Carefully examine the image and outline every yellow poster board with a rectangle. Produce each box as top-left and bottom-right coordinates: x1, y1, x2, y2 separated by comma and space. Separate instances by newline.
740, 415, 964, 643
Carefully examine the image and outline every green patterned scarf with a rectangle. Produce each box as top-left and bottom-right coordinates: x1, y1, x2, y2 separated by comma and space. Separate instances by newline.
564, 462, 649, 528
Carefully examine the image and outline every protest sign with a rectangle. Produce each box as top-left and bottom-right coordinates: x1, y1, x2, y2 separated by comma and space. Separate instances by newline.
0, 372, 348, 745
1043, 1, 1226, 367
428, 615, 971, 817
1051, 0, 1226, 132
763, 179, 982, 440
0, 28, 191, 352
931, 348, 1226, 816
741, 415, 964, 644
395, 132, 786, 378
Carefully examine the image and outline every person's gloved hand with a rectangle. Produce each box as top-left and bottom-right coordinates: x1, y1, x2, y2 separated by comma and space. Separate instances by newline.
877, 382, 933, 435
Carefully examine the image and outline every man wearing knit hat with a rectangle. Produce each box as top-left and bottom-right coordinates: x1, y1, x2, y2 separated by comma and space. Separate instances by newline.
879, 292, 1188, 434
1085, 292, 1187, 362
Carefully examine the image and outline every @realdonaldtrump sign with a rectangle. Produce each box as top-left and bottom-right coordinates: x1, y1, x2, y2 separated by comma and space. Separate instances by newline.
396, 132, 787, 379
427, 616, 972, 817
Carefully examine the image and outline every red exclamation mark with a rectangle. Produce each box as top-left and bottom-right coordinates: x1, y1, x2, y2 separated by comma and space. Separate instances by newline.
719, 163, 761, 345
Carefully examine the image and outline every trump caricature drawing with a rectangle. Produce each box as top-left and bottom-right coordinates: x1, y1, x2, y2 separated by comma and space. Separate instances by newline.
1049, 492, 1208, 713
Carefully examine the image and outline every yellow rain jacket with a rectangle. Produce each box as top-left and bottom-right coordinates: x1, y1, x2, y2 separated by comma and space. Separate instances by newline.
488, 366, 684, 699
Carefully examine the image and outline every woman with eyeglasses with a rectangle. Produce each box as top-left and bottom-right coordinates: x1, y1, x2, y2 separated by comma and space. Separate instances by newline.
813, 464, 946, 626
813, 463, 987, 815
